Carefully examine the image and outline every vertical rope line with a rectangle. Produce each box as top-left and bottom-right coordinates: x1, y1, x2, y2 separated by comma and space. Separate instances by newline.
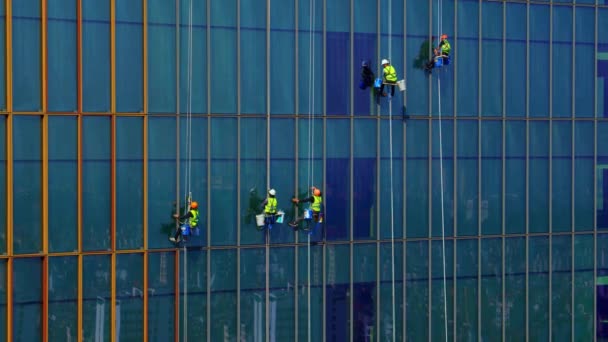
387, 0, 396, 340
307, 1, 315, 342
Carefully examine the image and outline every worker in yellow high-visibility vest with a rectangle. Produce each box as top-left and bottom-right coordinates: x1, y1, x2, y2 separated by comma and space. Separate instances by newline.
380, 59, 398, 97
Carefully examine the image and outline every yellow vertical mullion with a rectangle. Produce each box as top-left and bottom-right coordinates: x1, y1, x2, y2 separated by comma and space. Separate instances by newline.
111, 253, 116, 342
77, 254, 83, 342
5, 0, 13, 260
6, 258, 12, 342
110, 0, 116, 114
41, 0, 47, 113
5, 0, 12, 112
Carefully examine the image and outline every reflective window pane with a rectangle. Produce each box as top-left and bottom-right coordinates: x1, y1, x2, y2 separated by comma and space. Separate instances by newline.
406, 241, 428, 341
0, 117, 6, 254
148, 252, 175, 341
457, 120, 478, 236
48, 257, 78, 341
552, 121, 572, 232
178, 0, 207, 114
406, 120, 429, 238
47, 0, 77, 112
574, 234, 593, 340
82, 0, 111, 112
178, 250, 207, 340
240, 118, 266, 245
116, 0, 143, 112
13, 258, 42, 342
529, 236, 549, 340
481, 121, 502, 235
148, 0, 176, 113
574, 121, 594, 231
116, 253, 143, 340
297, 245, 323, 342
456, 239, 477, 340
269, 119, 295, 244
240, 248, 266, 341
505, 237, 526, 339
269, 247, 294, 341
82, 255, 111, 341
326, 119, 350, 240
354, 120, 377, 240
529, 121, 549, 233
210, 249, 237, 340
12, 0, 41, 111
480, 238, 501, 340
326, 244, 350, 341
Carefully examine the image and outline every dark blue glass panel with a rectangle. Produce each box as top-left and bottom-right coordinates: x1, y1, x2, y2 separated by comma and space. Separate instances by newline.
326, 119, 350, 240
0, 116, 5, 254
600, 122, 608, 230
552, 6, 573, 118
456, 120, 478, 236
481, 121, 502, 235
353, 32, 377, 116
405, 0, 429, 115
148, 252, 175, 341
269, 248, 295, 341
269, 28, 294, 114
115, 254, 143, 341
47, 0, 77, 112
430, 0, 455, 120
551, 235, 572, 338
326, 244, 350, 341
13, 115, 42, 254
406, 240, 428, 341
0, 0, 5, 111
13, 258, 42, 342
505, 120, 526, 234
210, 118, 237, 245
48, 257, 77, 341
82, 116, 111, 251
456, 0, 479, 117
378, 40, 405, 117
505, 237, 526, 339
529, 5, 550, 118
552, 121, 572, 232
297, 0, 323, 116
82, 0, 111, 112
354, 119, 376, 240
147, 117, 176, 248
574, 235, 593, 340
406, 119, 429, 238
599, 9, 608, 118
210, 0, 236, 114
352, 244, 375, 341
481, 2, 502, 117
240, 0, 266, 115
598, 235, 608, 338
269, 119, 294, 244
12, 0, 41, 111
456, 239, 478, 340
430, 240, 454, 342
505, 3, 526, 118
148, 0, 176, 113
529, 121, 549, 233
82, 255, 111, 341
240, 248, 266, 341
575, 7, 595, 118
480, 238, 502, 340
240, 118, 266, 245
529, 236, 549, 340
116, 0, 143, 112
116, 117, 143, 249
297, 245, 323, 341
326, 31, 350, 116
379, 242, 403, 341
210, 249, 237, 340
178, 250, 206, 340
296, 119, 323, 243
0, 260, 6, 338
329, 0, 349, 32
574, 121, 594, 231
48, 116, 77, 252
380, 119, 403, 239
431, 119, 454, 237
179, 0, 207, 114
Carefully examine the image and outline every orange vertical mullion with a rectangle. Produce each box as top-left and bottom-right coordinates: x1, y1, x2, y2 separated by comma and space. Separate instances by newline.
41, 0, 47, 112
42, 256, 48, 342
5, 0, 12, 112
6, 259, 12, 342
41, 114, 48, 342
142, 0, 148, 339
76, 0, 82, 113
110, 0, 116, 114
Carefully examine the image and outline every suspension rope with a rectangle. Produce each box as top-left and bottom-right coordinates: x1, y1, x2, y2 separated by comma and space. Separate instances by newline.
436, 0, 449, 340
386, 0, 396, 340
306, 0, 316, 340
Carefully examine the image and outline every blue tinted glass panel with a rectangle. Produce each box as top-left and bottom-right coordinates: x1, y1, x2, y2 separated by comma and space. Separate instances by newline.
457, 120, 478, 236
297, 0, 323, 117
481, 2, 502, 117
505, 237, 526, 339
116, 0, 143, 112
0, 0, 5, 111
326, 119, 350, 240
575, 7, 595, 118
353, 0, 376, 116
505, 3, 526, 117
269, 0, 294, 115
480, 238, 501, 340
297, 245, 323, 341
574, 121, 594, 232
148, 252, 175, 341
378, 39, 404, 117
600, 122, 608, 229
406, 241, 428, 340
269, 248, 295, 341
148, 0, 176, 113
329, 0, 349, 31
48, 116, 77, 252
574, 235, 593, 340
326, 244, 350, 341
0, 260, 6, 337
0, 117, 5, 254
210, 0, 236, 114
48, 257, 77, 341
456, 0, 478, 117
354, 120, 376, 240
456, 239, 477, 339
529, 236, 549, 340
269, 119, 295, 244
12, 0, 41, 111
552, 6, 573, 118
13, 258, 42, 342
552, 121, 572, 232
430, 240, 454, 341
481, 121, 502, 235
380, 119, 403, 239
551, 235, 572, 338
529, 121, 549, 233
13, 115, 42, 253
210, 118, 237, 245
82, 0, 111, 112
599, 9, 608, 118
505, 121, 526, 234
326, 32, 350, 116
82, 255, 111, 341
148, 117, 176, 248
379, 243, 403, 341
116, 254, 143, 340
210, 249, 237, 340
296, 119, 323, 243
82, 116, 111, 251
116, 117, 143, 249
406, 119, 429, 238
431, 119, 454, 237
352, 244, 375, 341
178, 250, 207, 339
47, 0, 77, 112
240, 248, 266, 341
529, 5, 550, 118
241, 0, 266, 115
179, 0, 207, 114
240, 118, 266, 245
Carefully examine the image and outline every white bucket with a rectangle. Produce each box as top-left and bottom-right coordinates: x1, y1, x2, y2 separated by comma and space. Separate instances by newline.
276, 211, 285, 224
397, 79, 406, 91
303, 209, 313, 220
255, 214, 265, 227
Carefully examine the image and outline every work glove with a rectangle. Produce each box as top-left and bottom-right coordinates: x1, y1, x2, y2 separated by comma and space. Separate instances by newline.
291, 198, 299, 204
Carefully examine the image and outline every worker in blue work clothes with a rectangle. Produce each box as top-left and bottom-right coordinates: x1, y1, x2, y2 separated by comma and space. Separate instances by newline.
170, 201, 200, 243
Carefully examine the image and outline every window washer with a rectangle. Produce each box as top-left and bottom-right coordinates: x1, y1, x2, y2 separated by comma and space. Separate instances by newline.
379, 59, 398, 97
170, 201, 200, 243
259, 189, 278, 230
359, 60, 375, 90
425, 34, 451, 74
288, 186, 323, 231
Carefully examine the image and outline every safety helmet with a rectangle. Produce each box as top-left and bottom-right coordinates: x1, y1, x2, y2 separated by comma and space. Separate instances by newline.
381, 59, 389, 65
441, 34, 448, 39
361, 60, 369, 67
313, 189, 321, 196
268, 189, 276, 196
190, 201, 198, 209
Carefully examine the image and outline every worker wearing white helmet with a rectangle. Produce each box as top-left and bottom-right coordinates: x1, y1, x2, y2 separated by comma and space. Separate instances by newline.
380, 59, 398, 97
259, 188, 279, 229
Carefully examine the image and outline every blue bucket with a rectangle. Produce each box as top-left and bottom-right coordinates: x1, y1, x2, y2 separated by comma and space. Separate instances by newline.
374, 78, 382, 88
181, 224, 190, 236
303, 209, 313, 220
434, 57, 443, 68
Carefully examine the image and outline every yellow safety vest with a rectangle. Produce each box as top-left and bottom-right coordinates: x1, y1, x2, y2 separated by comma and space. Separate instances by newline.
311, 195, 322, 212
264, 197, 277, 214
383, 65, 397, 82
189, 209, 199, 227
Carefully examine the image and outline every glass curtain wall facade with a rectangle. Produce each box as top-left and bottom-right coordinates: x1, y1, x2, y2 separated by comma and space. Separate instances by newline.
0, 0, 607, 341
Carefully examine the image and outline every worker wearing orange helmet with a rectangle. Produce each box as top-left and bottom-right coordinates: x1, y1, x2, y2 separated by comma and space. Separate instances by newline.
170, 201, 200, 242
288, 186, 323, 230
425, 33, 451, 73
